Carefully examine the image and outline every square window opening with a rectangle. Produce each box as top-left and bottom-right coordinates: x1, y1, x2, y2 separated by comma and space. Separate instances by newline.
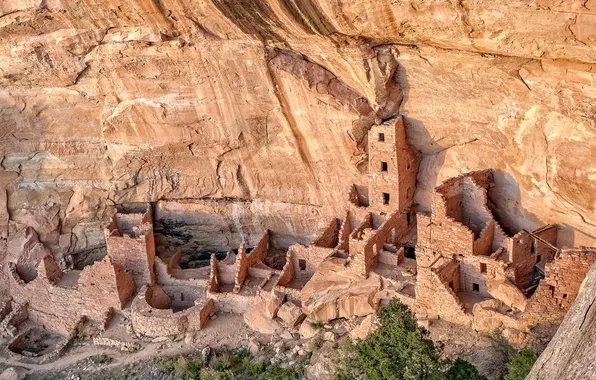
383, 193, 390, 205
563, 293, 568, 299
381, 161, 388, 172
298, 259, 307, 271
473, 283, 480, 292
378, 133, 385, 142
480, 263, 487, 274
537, 255, 541, 263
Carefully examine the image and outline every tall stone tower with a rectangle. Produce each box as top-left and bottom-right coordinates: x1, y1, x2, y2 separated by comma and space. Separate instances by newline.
367, 115, 418, 214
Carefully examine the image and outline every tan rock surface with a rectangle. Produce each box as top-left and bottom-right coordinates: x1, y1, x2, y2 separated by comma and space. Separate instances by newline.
243, 301, 282, 335
0, 0, 594, 257
264, 290, 287, 319
300, 257, 382, 322
527, 262, 596, 380
277, 301, 305, 327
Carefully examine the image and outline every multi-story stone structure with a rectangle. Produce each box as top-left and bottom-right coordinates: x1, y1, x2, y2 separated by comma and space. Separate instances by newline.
1, 114, 593, 352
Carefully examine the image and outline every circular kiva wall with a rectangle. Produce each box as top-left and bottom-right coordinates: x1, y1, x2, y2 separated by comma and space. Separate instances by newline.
145, 285, 201, 313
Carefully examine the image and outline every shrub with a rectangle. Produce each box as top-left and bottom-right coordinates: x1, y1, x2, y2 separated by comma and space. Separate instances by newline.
445, 358, 486, 380
310, 322, 325, 329
504, 349, 537, 380
333, 300, 486, 380
155, 347, 307, 380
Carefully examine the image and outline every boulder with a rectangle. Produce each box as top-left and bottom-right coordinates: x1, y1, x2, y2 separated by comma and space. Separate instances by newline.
264, 290, 287, 319
349, 314, 377, 340
300, 257, 382, 322
277, 302, 305, 327
472, 299, 520, 333
244, 302, 282, 334
298, 319, 320, 339
487, 279, 528, 311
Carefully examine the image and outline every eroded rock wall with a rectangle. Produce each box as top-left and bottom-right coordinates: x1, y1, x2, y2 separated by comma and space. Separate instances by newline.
0, 0, 595, 263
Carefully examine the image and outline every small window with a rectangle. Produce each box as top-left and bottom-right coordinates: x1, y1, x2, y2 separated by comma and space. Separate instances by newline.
480, 263, 487, 274
181, 293, 184, 301
531, 242, 536, 254
407, 211, 412, 227
536, 255, 541, 263
381, 161, 388, 172
473, 283, 480, 292
383, 192, 390, 205
562, 293, 568, 299
449, 280, 454, 291
298, 259, 306, 271
378, 133, 385, 142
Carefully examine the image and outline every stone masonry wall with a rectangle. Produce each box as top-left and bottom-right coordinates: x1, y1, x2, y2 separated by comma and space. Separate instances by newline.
277, 250, 296, 287
510, 230, 534, 290
523, 249, 596, 327
312, 218, 340, 248
290, 244, 334, 279
9, 256, 134, 333
367, 116, 418, 214
105, 230, 155, 288
416, 258, 471, 326
337, 210, 352, 252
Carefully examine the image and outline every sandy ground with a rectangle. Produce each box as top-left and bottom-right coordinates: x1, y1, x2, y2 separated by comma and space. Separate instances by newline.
0, 313, 254, 379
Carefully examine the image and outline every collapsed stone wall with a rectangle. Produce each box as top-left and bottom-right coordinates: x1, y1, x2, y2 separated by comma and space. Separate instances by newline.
523, 248, 596, 327
290, 244, 335, 280
416, 258, 470, 326
9, 255, 135, 333
311, 218, 340, 249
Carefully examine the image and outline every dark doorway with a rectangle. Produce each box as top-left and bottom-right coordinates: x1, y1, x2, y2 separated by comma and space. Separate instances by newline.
473, 283, 480, 292
383, 192, 390, 205
298, 259, 306, 271
404, 245, 416, 259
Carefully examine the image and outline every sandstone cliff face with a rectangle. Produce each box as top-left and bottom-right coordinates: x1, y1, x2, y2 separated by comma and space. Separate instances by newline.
527, 262, 596, 380
0, 0, 595, 256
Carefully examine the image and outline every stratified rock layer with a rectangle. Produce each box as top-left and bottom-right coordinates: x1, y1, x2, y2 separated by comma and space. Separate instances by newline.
0, 0, 595, 264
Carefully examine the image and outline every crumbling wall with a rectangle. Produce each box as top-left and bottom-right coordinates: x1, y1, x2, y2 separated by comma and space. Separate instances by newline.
416, 258, 470, 326
473, 219, 494, 256
105, 230, 155, 287
246, 231, 270, 267
209, 254, 219, 292
234, 244, 249, 291
9, 256, 134, 333
277, 250, 296, 287
312, 218, 340, 248
523, 248, 596, 327
336, 210, 352, 252
208, 291, 261, 314
130, 286, 213, 337
532, 225, 558, 264
290, 244, 334, 279
509, 230, 534, 290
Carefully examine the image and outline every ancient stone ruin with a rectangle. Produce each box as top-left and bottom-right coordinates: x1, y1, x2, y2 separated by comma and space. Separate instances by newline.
1, 114, 593, 362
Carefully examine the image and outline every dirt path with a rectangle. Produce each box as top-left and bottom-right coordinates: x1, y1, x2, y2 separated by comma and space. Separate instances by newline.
0, 313, 253, 376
